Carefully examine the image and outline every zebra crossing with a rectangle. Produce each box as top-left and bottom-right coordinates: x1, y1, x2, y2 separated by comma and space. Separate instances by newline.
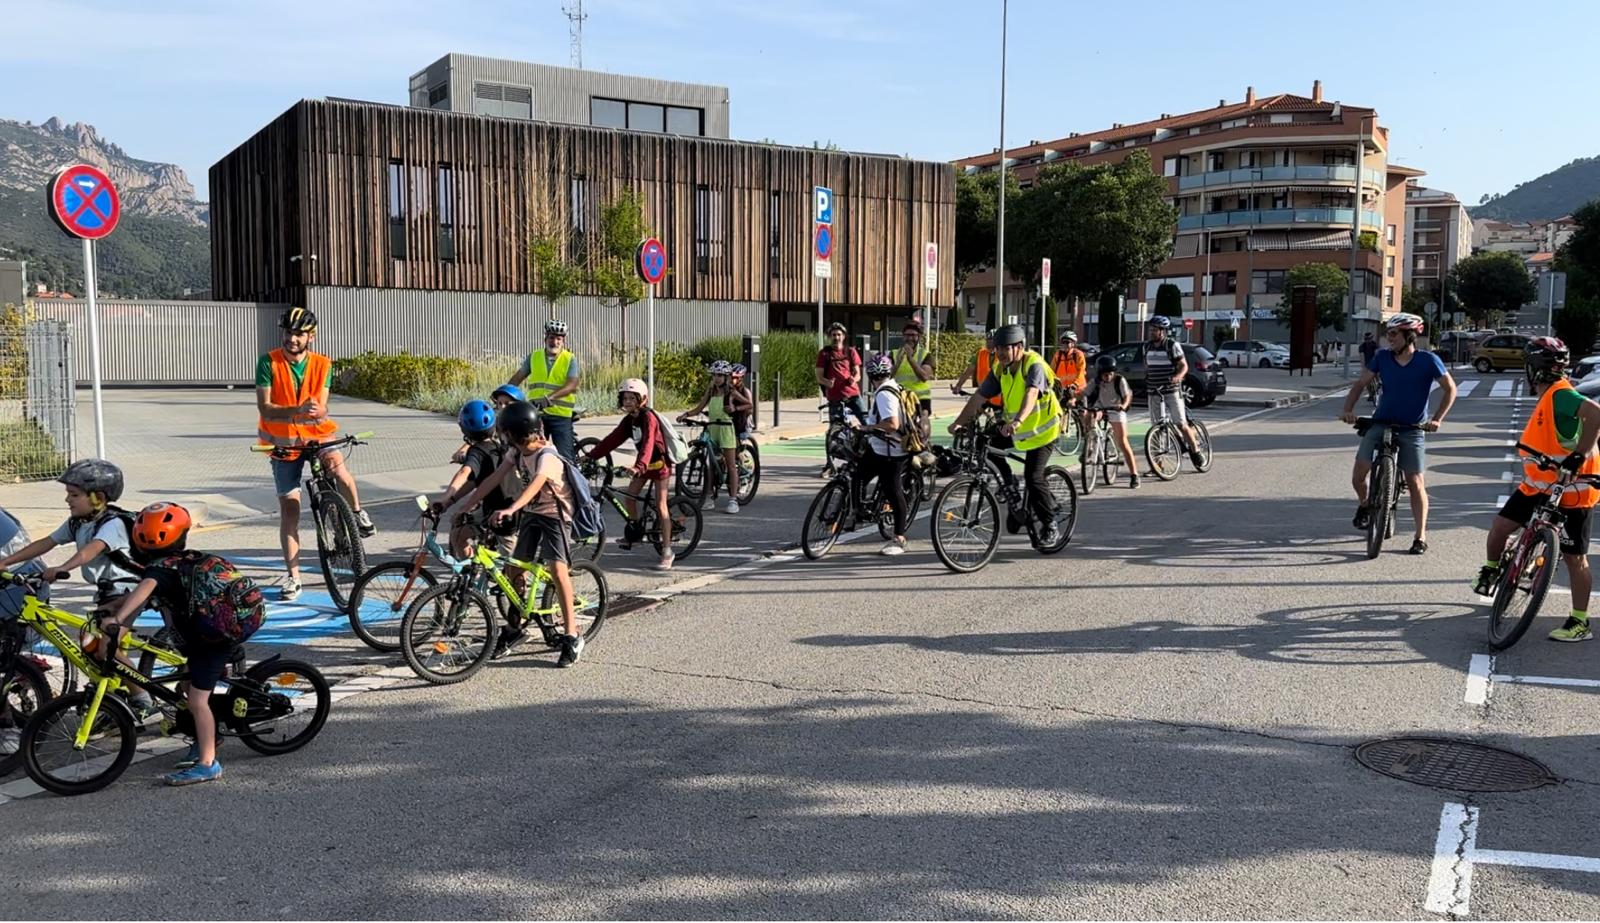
1448, 377, 1524, 400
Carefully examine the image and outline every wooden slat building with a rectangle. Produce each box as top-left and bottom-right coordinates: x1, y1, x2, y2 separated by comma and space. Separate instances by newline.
211, 98, 955, 343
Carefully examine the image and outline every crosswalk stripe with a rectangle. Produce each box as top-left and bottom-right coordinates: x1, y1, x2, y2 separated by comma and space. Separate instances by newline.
1490, 380, 1514, 398
1455, 379, 1480, 398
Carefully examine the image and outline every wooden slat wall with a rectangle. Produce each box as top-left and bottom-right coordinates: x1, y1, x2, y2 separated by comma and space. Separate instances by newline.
211, 100, 955, 309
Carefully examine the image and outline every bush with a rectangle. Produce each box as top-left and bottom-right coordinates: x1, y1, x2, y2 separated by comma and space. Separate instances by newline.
0, 419, 66, 481
332, 351, 475, 406
1155, 284, 1183, 318
932, 332, 984, 379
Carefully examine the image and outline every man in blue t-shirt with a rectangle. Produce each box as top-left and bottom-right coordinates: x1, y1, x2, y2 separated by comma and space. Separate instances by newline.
1339, 313, 1458, 554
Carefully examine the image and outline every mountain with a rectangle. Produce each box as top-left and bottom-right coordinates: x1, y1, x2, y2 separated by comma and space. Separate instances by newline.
1470, 155, 1600, 222
0, 117, 209, 299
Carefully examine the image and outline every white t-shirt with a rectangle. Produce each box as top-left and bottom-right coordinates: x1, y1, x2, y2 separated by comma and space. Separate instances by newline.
868, 385, 906, 458
49, 514, 138, 588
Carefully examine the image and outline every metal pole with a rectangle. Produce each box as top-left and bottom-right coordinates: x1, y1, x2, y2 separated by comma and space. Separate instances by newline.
1343, 118, 1364, 379
994, 0, 1007, 332
647, 285, 656, 401
1547, 272, 1556, 337
773, 372, 781, 426
817, 278, 825, 349
82, 238, 106, 458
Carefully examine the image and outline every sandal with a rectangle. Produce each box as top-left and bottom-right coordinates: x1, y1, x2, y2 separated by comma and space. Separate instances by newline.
1409, 539, 1428, 555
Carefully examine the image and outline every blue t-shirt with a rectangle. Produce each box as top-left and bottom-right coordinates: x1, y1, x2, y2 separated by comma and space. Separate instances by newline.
1369, 348, 1447, 425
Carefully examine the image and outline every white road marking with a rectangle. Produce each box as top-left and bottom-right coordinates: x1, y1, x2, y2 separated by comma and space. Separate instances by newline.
1496, 495, 1508, 505
1491, 380, 1514, 398
1494, 673, 1600, 690
1464, 654, 1494, 705
1473, 848, 1600, 874
1501, 471, 1514, 481
1455, 379, 1481, 398
1425, 801, 1600, 914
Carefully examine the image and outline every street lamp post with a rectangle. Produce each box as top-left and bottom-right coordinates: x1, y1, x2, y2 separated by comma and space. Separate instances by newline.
1343, 116, 1368, 379
994, 0, 1008, 332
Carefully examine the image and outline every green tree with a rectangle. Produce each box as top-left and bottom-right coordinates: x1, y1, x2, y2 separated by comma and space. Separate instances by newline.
1097, 290, 1121, 349
1555, 295, 1600, 356
1276, 262, 1349, 332
529, 231, 584, 319
1555, 199, 1600, 301
954, 168, 1021, 290
1402, 281, 1458, 332
1154, 283, 1183, 319
1450, 251, 1538, 326
1043, 294, 1060, 343
588, 188, 650, 359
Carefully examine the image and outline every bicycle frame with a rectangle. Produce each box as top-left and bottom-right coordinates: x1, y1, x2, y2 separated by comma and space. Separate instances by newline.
425, 533, 573, 625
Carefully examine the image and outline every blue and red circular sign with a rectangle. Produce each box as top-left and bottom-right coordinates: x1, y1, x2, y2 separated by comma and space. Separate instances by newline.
48, 164, 121, 240
814, 224, 833, 260
635, 237, 667, 285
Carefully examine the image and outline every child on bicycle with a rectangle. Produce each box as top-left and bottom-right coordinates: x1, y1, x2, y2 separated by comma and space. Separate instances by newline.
1084, 354, 1141, 489
678, 360, 749, 515
584, 379, 676, 570
450, 384, 525, 465
730, 364, 754, 440
432, 400, 517, 558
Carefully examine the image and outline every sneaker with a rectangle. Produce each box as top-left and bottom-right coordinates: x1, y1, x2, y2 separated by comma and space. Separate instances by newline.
354, 508, 376, 538
491, 627, 526, 659
174, 736, 224, 770
1472, 565, 1499, 597
1353, 506, 1372, 531
164, 759, 223, 787
1189, 451, 1206, 469
655, 552, 675, 571
1549, 618, 1593, 643
1130, 475, 1141, 490
558, 634, 585, 668
279, 577, 302, 603
130, 699, 161, 727
880, 539, 906, 557
723, 499, 740, 515
1039, 524, 1062, 548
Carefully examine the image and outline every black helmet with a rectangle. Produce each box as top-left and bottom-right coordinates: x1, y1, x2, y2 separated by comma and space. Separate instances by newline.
499, 401, 543, 441
280, 306, 318, 333
1526, 336, 1571, 383
58, 458, 124, 502
994, 324, 1027, 347
1095, 354, 1117, 374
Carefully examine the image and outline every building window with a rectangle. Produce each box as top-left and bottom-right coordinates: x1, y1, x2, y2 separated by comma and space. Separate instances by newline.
1323, 150, 1356, 166
1251, 270, 1287, 295
1208, 271, 1237, 295
695, 184, 710, 274
1385, 285, 1394, 308
1220, 118, 1246, 130
569, 175, 589, 261
1386, 223, 1396, 245
1278, 150, 1293, 167
387, 160, 406, 260
427, 84, 449, 108
473, 82, 533, 119
628, 102, 666, 133
769, 191, 781, 278
591, 97, 626, 129
436, 163, 454, 262
667, 105, 703, 136
1207, 152, 1225, 172
1162, 155, 1183, 177
1385, 254, 1395, 277
1271, 192, 1288, 210
1240, 151, 1258, 168
1270, 113, 1293, 125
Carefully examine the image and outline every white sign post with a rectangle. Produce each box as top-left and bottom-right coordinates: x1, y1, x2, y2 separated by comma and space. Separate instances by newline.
923, 241, 938, 332
1039, 257, 1052, 353
814, 185, 834, 347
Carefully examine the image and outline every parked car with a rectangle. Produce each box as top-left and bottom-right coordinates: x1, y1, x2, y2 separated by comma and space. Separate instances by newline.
1435, 330, 1491, 365
1215, 339, 1290, 369
1102, 342, 1227, 408
1573, 354, 1600, 383
1472, 334, 1532, 373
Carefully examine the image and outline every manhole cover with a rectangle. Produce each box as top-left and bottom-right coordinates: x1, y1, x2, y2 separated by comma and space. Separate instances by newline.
1354, 737, 1557, 792
606, 594, 661, 619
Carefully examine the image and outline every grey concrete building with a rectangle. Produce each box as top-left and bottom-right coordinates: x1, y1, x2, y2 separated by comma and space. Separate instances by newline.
407, 53, 730, 138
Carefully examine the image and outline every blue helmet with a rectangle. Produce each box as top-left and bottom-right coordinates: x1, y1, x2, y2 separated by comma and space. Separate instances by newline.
490, 383, 525, 403
1147, 315, 1173, 330
458, 399, 497, 439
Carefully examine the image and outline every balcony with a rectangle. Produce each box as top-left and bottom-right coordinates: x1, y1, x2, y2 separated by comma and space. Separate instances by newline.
1176, 208, 1384, 231
1177, 165, 1385, 191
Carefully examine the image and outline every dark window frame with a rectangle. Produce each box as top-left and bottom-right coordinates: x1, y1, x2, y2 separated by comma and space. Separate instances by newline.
387, 159, 407, 260
436, 162, 455, 263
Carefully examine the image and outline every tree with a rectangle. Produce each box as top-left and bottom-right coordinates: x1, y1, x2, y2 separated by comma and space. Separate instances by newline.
1402, 281, 1459, 332
1276, 262, 1349, 332
1154, 283, 1183, 319
1451, 251, 1538, 326
1043, 294, 1060, 343
1097, 290, 1121, 349
1554, 295, 1600, 355
528, 232, 583, 319
588, 188, 650, 358
954, 168, 1021, 290
1556, 199, 1600, 302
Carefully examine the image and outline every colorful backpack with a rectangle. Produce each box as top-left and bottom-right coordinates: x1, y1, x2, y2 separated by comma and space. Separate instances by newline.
164, 552, 266, 645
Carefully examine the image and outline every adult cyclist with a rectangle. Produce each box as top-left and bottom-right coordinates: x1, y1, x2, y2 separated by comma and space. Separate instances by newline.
1143, 316, 1205, 471
1051, 330, 1089, 448
509, 319, 581, 461
816, 322, 865, 477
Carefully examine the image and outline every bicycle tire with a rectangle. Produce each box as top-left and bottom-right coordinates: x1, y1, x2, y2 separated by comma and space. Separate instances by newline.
1035, 466, 1078, 555
575, 438, 613, 493
572, 516, 606, 563
676, 447, 711, 503
931, 475, 1000, 573
658, 497, 703, 560
1145, 423, 1181, 481
735, 440, 761, 505
347, 561, 438, 653
1190, 418, 1214, 473
801, 480, 850, 560
231, 658, 332, 755
21, 691, 138, 796
1080, 435, 1098, 495
399, 582, 499, 685
539, 562, 609, 643
315, 490, 366, 611
1489, 525, 1559, 651
1365, 455, 1394, 559
1056, 413, 1083, 458
0, 658, 51, 777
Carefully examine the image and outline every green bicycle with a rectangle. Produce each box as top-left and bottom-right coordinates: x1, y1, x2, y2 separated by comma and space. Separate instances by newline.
674, 416, 761, 506
0, 569, 330, 796
397, 525, 610, 685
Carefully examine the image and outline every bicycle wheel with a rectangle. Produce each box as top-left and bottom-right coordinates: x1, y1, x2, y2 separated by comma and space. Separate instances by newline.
21, 691, 138, 796
540, 562, 609, 643
1144, 423, 1181, 481
0, 658, 50, 777
1365, 456, 1394, 559
735, 440, 761, 505
931, 475, 1001, 574
801, 480, 850, 560
231, 658, 332, 755
348, 561, 438, 653
571, 517, 606, 563
1080, 434, 1098, 495
315, 491, 366, 611
1102, 435, 1119, 487
399, 582, 499, 685
1056, 413, 1083, 458
676, 447, 711, 503
1035, 466, 1078, 555
1488, 525, 1559, 651
575, 438, 613, 494
1189, 418, 1213, 473
656, 496, 704, 560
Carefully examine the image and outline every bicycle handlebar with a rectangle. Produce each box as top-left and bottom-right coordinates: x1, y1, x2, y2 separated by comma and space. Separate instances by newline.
1514, 443, 1600, 486
250, 431, 374, 455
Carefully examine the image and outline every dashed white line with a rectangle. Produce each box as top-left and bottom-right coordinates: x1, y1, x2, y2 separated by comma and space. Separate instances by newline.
1464, 653, 1493, 705
1491, 380, 1514, 398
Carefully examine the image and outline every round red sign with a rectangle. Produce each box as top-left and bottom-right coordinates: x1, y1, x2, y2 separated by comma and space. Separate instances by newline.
48, 164, 121, 240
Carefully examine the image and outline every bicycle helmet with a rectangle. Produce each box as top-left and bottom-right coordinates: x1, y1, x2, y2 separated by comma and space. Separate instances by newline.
731, 363, 748, 378
490, 383, 525, 403
1059, 330, 1079, 343
1526, 336, 1571, 382
994, 324, 1027, 347
709, 359, 734, 376
618, 377, 650, 406
903, 318, 924, 333
131, 502, 192, 554
1095, 354, 1117, 374
458, 399, 497, 439
499, 401, 543, 441
1147, 315, 1173, 330
544, 319, 569, 337
1385, 312, 1425, 333
57, 458, 124, 502
279, 306, 318, 333
866, 352, 894, 379
827, 322, 848, 335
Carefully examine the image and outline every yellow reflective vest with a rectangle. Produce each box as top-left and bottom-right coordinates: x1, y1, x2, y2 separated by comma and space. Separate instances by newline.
526, 349, 576, 417
998, 350, 1061, 451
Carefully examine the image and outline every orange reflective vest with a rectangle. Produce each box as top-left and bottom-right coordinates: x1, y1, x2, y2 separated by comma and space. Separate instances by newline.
1518, 378, 1600, 508
974, 348, 1002, 407
257, 349, 338, 448
1051, 347, 1086, 391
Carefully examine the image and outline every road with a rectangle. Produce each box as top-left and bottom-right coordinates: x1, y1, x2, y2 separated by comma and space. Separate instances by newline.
4, 373, 1598, 919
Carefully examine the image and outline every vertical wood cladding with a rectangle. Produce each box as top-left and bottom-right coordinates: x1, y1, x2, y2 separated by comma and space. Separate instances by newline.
212, 99, 955, 308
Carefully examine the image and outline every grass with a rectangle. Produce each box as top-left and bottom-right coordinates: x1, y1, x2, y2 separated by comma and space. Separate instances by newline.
402, 353, 698, 417
0, 418, 67, 481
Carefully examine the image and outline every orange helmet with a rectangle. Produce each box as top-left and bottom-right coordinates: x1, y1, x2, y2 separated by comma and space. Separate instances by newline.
132, 502, 192, 553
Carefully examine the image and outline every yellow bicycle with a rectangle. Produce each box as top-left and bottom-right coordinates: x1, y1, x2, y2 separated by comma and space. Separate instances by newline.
0, 570, 330, 796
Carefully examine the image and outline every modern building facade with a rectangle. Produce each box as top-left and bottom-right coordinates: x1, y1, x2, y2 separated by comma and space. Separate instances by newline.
956, 82, 1411, 347
209, 97, 954, 359
1402, 181, 1472, 294
407, 53, 730, 139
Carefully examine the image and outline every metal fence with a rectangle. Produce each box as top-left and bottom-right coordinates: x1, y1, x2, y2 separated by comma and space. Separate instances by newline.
1, 318, 75, 481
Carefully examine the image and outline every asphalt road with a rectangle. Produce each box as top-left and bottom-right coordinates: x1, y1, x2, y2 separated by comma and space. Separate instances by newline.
5, 377, 1598, 919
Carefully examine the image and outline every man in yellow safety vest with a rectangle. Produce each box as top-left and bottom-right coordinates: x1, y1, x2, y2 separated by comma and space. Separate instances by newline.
510, 318, 581, 460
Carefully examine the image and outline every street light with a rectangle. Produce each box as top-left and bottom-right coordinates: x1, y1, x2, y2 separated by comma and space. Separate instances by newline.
994, 0, 1008, 332
1343, 115, 1369, 380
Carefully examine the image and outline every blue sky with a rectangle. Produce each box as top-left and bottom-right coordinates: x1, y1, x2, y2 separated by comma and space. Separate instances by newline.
5, 0, 1597, 206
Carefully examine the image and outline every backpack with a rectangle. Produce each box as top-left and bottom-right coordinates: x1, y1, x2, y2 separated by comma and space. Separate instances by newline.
162, 552, 266, 645
651, 410, 691, 465
875, 382, 929, 454
91, 505, 143, 577
535, 447, 604, 540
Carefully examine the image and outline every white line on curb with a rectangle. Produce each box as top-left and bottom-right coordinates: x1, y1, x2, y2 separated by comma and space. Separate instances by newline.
1464, 654, 1493, 705
1426, 802, 1477, 915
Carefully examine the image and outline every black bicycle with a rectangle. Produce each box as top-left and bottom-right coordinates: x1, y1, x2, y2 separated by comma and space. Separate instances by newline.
1353, 418, 1417, 559
251, 431, 373, 609
575, 453, 704, 563
1145, 396, 1213, 481
800, 430, 925, 559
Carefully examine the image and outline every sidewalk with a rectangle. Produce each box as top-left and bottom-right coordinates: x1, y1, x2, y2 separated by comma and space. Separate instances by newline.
1214, 363, 1356, 408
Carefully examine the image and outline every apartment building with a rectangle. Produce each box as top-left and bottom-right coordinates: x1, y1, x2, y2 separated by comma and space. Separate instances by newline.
956, 82, 1411, 346
1472, 217, 1576, 256
1402, 181, 1472, 294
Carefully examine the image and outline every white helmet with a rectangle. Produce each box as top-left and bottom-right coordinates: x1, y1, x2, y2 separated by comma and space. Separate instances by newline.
544, 319, 569, 337
618, 377, 649, 405
709, 359, 734, 376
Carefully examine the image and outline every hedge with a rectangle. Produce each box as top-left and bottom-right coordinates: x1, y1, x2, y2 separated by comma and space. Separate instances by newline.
332, 351, 474, 405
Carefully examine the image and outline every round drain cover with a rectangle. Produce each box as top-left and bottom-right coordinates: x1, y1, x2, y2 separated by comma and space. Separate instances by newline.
1355, 737, 1557, 792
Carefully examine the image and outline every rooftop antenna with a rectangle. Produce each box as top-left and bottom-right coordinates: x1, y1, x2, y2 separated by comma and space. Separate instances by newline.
562, 1, 587, 69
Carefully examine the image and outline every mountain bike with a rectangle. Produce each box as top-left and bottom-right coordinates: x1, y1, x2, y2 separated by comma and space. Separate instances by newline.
1144, 395, 1213, 481
1483, 445, 1600, 650
930, 410, 1079, 574
250, 431, 374, 609
1055, 387, 1086, 459
398, 526, 609, 685
1353, 418, 1417, 559
1079, 415, 1128, 495
576, 456, 704, 563
800, 430, 924, 559
344, 497, 450, 653
674, 416, 760, 507
1, 569, 329, 796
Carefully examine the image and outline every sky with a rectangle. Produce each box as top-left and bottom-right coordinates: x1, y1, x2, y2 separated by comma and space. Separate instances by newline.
4, 0, 1598, 206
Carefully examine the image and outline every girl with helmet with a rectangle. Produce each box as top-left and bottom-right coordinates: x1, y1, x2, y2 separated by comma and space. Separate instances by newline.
855, 352, 912, 555
584, 379, 677, 570
678, 360, 751, 514
1084, 354, 1141, 488
430, 400, 518, 557
729, 364, 754, 441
